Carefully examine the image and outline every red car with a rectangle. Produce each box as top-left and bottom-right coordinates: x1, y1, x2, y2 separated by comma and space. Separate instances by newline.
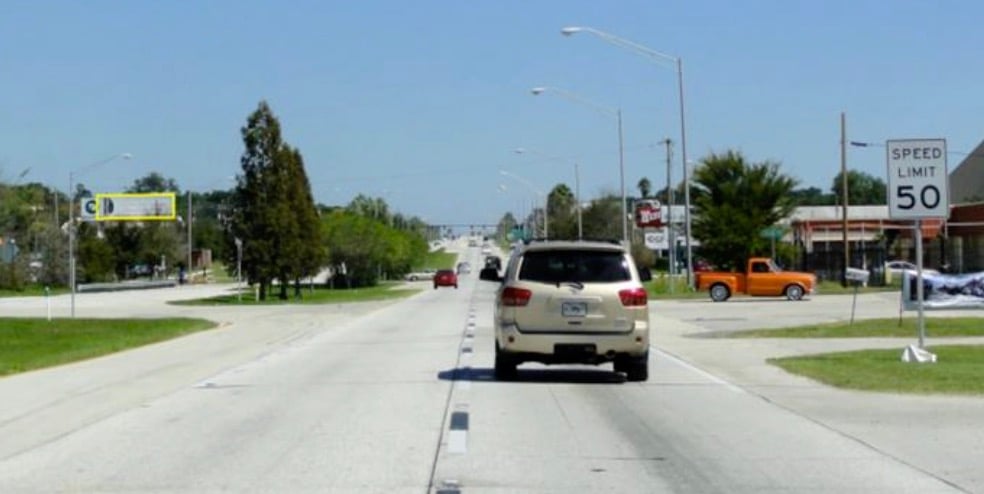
433, 269, 458, 289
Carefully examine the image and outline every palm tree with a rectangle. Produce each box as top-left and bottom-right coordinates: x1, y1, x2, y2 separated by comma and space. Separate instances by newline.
691, 150, 798, 270
637, 177, 652, 198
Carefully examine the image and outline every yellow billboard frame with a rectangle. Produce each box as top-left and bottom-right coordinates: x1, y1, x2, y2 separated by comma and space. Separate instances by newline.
94, 192, 177, 221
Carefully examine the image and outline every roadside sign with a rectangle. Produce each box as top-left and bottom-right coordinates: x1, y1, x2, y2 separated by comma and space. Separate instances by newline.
634, 199, 663, 228
79, 197, 98, 221
759, 225, 784, 240
886, 139, 949, 219
94, 192, 176, 221
644, 231, 665, 249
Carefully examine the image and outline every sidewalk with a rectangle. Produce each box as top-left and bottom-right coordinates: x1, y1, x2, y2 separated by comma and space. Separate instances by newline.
651, 296, 984, 493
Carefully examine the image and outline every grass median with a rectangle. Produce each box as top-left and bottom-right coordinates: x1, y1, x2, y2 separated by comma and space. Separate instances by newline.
733, 316, 984, 395
171, 283, 421, 306
732, 317, 984, 338
0, 317, 216, 377
770, 346, 984, 395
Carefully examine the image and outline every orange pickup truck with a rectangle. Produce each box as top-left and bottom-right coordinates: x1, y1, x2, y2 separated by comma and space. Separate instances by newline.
695, 257, 816, 302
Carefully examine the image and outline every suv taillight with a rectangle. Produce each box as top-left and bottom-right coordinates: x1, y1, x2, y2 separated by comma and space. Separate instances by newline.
501, 287, 532, 307
618, 287, 648, 307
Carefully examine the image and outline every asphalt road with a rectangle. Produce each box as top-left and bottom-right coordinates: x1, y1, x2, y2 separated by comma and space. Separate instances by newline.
0, 247, 982, 492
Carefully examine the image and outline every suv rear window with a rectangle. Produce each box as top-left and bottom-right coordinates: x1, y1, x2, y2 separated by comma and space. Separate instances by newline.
518, 250, 630, 283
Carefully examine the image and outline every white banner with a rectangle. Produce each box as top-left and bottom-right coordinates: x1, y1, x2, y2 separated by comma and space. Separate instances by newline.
902, 271, 984, 310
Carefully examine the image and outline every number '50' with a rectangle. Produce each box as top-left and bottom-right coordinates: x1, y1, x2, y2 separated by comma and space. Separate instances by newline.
897, 185, 940, 210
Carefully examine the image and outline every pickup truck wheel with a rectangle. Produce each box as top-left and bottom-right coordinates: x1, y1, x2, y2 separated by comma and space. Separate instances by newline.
408, 275, 418, 281
785, 284, 805, 301
709, 283, 730, 302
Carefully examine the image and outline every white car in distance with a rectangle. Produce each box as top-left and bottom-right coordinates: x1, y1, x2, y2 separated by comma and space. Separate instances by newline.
885, 260, 939, 280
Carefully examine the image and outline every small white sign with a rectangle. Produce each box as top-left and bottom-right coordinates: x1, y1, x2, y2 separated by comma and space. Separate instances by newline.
885, 139, 949, 219
644, 231, 666, 249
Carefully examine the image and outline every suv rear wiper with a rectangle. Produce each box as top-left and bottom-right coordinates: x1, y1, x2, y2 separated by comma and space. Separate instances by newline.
562, 281, 585, 290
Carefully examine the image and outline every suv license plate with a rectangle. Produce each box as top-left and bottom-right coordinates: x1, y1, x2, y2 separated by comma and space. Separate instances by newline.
561, 301, 587, 317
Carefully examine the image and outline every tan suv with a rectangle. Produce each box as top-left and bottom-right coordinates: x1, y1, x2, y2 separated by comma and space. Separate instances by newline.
479, 240, 652, 381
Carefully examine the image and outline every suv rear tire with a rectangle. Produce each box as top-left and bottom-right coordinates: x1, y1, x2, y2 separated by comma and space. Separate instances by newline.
494, 344, 518, 381
615, 353, 649, 382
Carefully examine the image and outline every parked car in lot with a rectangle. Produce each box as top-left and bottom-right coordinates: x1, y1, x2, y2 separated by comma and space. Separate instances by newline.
433, 269, 458, 289
885, 260, 939, 281
478, 240, 652, 381
404, 269, 436, 281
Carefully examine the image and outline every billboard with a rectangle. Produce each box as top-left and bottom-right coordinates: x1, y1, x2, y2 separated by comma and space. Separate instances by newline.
94, 192, 177, 221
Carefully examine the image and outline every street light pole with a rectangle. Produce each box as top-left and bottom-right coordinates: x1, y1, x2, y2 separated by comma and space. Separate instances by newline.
500, 170, 547, 239
234, 237, 243, 303
530, 86, 627, 244
67, 153, 131, 318
575, 162, 582, 239
561, 25, 692, 285
187, 190, 193, 280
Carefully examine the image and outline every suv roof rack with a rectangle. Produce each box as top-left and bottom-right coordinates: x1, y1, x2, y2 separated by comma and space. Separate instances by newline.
522, 237, 622, 245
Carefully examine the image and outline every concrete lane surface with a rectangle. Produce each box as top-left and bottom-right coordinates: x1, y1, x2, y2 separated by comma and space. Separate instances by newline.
0, 251, 982, 492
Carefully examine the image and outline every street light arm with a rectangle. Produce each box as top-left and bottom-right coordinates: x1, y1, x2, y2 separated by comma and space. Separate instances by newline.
514, 147, 571, 164
499, 170, 544, 196
562, 26, 679, 69
531, 86, 617, 118
71, 153, 133, 179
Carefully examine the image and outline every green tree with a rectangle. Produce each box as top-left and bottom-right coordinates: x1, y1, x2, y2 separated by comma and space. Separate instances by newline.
130, 172, 180, 194
496, 212, 518, 242
227, 101, 324, 300
830, 170, 887, 205
280, 146, 325, 298
227, 101, 289, 300
691, 151, 798, 270
790, 186, 835, 206
322, 210, 426, 287
122, 172, 183, 277
547, 183, 577, 240
580, 193, 622, 241
637, 177, 652, 199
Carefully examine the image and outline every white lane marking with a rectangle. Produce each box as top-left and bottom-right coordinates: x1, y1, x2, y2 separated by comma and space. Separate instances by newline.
447, 408, 469, 454
448, 430, 468, 454
651, 346, 744, 394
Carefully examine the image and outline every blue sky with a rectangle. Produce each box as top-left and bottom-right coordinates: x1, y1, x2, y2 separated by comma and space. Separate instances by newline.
2, 1, 982, 227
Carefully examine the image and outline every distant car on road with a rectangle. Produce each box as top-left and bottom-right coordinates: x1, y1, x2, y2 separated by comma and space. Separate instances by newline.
484, 255, 502, 271
456, 262, 471, 274
433, 269, 458, 289
404, 269, 437, 281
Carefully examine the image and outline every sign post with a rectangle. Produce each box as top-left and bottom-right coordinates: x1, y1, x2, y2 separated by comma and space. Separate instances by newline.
886, 138, 948, 356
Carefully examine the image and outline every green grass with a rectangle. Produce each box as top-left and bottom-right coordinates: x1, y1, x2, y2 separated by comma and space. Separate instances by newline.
0, 285, 71, 298
644, 275, 705, 299
732, 317, 984, 338
643, 277, 902, 300
170, 283, 421, 306
0, 317, 217, 377
815, 280, 900, 295
418, 249, 457, 270
770, 345, 984, 395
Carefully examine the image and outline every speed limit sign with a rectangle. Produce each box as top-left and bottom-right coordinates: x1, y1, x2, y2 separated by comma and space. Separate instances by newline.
886, 139, 949, 219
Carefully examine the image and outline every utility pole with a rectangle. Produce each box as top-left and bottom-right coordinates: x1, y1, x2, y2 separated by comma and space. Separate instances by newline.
663, 138, 675, 291
840, 112, 850, 286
